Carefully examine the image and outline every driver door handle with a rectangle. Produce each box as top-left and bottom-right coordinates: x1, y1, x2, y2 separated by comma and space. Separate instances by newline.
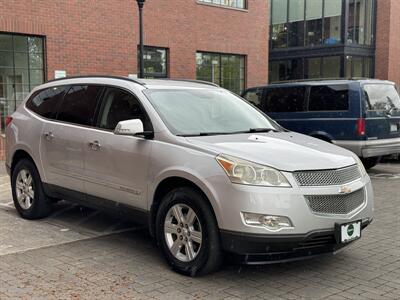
88, 140, 101, 151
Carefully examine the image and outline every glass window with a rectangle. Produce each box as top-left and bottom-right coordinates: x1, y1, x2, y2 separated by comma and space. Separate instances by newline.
242, 88, 264, 109
345, 56, 374, 78
0, 34, 13, 51
365, 0, 374, 45
57, 85, 102, 126
141, 46, 168, 78
265, 87, 307, 112
364, 84, 400, 111
26, 86, 68, 119
356, 0, 366, 44
287, 58, 304, 80
306, 57, 321, 78
143, 89, 278, 136
269, 60, 288, 82
364, 57, 373, 77
197, 0, 246, 9
196, 52, 245, 95
97, 87, 151, 131
0, 34, 45, 133
322, 56, 341, 78
324, 0, 342, 45
306, 0, 323, 46
272, 0, 288, 48
309, 85, 349, 111
288, 0, 305, 47
353, 57, 363, 77
272, 0, 288, 25
272, 24, 288, 48
13, 36, 28, 52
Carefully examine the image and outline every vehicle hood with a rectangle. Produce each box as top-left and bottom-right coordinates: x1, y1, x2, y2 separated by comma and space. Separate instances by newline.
185, 132, 356, 172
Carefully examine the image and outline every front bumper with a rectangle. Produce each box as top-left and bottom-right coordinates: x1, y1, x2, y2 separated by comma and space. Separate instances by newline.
213, 173, 374, 236
333, 137, 400, 158
221, 219, 372, 264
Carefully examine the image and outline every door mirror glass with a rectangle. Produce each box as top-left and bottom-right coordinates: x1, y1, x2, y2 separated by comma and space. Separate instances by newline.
114, 119, 144, 136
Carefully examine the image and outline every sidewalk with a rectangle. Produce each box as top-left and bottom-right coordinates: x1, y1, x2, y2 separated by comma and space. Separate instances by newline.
0, 161, 6, 176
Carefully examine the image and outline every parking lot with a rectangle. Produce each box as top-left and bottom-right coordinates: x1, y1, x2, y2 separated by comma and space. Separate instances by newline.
0, 163, 399, 299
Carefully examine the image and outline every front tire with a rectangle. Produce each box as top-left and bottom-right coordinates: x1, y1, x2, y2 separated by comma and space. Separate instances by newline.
155, 187, 222, 276
11, 159, 52, 219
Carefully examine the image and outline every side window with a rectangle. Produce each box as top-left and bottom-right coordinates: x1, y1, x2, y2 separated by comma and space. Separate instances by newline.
309, 85, 349, 111
97, 87, 151, 131
26, 86, 68, 119
265, 87, 306, 112
243, 88, 264, 109
57, 85, 102, 126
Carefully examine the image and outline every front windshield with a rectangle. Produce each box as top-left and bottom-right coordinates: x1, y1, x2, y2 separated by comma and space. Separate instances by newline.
143, 89, 280, 136
364, 84, 400, 111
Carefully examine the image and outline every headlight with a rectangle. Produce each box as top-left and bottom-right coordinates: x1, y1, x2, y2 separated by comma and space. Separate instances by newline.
352, 154, 367, 177
216, 154, 291, 187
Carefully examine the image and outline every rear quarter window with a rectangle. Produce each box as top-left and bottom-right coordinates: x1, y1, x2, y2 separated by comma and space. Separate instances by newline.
26, 86, 68, 119
265, 87, 306, 112
308, 84, 349, 111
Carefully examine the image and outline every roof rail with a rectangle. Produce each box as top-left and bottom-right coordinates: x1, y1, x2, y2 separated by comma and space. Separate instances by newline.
45, 75, 147, 86
270, 77, 373, 84
158, 78, 220, 87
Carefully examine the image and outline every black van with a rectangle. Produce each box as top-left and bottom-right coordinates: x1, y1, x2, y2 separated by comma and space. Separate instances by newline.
242, 79, 400, 169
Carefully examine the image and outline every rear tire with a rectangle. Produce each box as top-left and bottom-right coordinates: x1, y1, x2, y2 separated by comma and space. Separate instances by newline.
155, 187, 222, 276
361, 156, 381, 169
11, 159, 52, 219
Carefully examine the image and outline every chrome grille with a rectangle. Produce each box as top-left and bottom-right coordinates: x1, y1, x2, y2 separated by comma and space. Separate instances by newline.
305, 188, 365, 215
294, 165, 361, 187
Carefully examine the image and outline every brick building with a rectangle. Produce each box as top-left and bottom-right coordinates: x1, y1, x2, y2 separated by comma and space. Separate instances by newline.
1, 0, 400, 160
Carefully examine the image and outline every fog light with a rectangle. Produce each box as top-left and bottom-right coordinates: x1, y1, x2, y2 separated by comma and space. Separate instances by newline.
243, 213, 293, 231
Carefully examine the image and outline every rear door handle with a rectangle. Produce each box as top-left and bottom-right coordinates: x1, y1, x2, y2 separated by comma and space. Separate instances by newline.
88, 140, 101, 151
44, 131, 54, 141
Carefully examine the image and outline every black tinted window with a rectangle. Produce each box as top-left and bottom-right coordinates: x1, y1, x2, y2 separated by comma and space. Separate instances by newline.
265, 87, 306, 112
243, 88, 264, 109
26, 86, 67, 119
98, 87, 151, 131
57, 85, 102, 126
309, 85, 349, 111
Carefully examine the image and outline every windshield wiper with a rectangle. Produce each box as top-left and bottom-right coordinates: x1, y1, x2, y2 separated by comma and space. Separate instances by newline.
246, 128, 279, 133
177, 132, 235, 137
177, 128, 279, 137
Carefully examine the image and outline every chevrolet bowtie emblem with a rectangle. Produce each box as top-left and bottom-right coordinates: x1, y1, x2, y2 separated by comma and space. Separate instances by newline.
339, 186, 352, 194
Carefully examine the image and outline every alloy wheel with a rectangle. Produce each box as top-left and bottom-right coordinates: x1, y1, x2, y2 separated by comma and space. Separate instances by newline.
164, 204, 202, 262
15, 169, 35, 210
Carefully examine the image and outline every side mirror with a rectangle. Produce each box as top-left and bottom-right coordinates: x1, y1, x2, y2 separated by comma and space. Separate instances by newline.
114, 119, 153, 138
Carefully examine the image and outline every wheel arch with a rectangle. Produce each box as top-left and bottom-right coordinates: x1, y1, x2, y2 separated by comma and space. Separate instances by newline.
149, 174, 220, 237
11, 149, 37, 175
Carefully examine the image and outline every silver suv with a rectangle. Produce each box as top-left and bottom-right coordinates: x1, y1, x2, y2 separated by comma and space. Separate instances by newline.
5, 76, 374, 276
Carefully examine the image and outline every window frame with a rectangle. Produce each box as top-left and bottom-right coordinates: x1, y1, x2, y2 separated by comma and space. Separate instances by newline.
139, 45, 169, 79
196, 50, 246, 95
196, 0, 247, 10
94, 85, 154, 133
0, 32, 47, 133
